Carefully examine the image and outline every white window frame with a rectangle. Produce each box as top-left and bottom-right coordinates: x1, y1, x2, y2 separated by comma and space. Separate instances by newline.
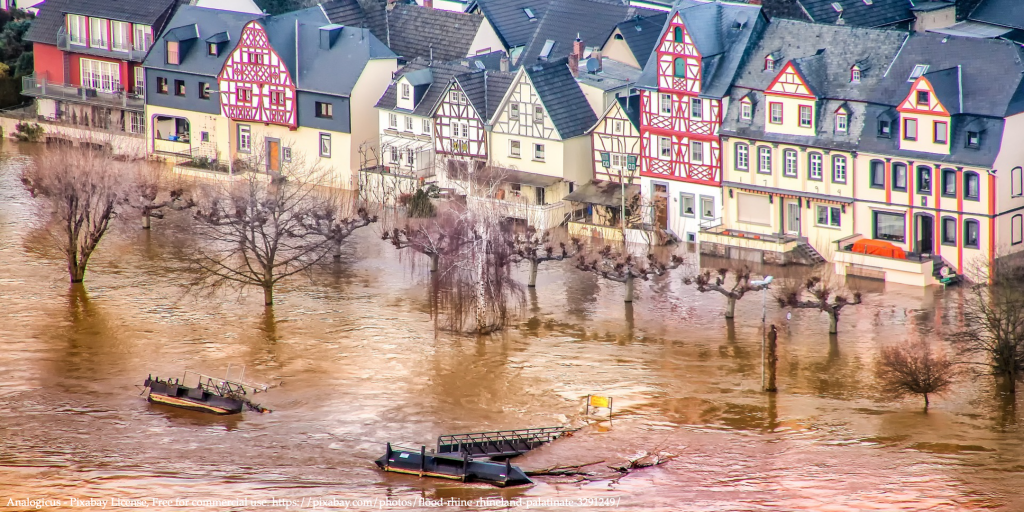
741, 101, 752, 120
784, 149, 797, 177
134, 67, 144, 95
659, 137, 671, 158
128, 112, 144, 134
510, 104, 519, 121
319, 133, 331, 158
509, 140, 521, 157
836, 113, 848, 133
133, 25, 153, 52
680, 193, 695, 218
832, 155, 847, 183
700, 195, 715, 220
534, 105, 544, 126
89, 17, 109, 49
405, 116, 413, 131
757, 146, 771, 174
799, 105, 812, 128
68, 14, 87, 46
660, 94, 671, 115
389, 113, 397, 128
401, 83, 410, 99
237, 124, 251, 153
533, 143, 545, 161
80, 58, 121, 93
111, 21, 130, 52
422, 119, 431, 134
809, 153, 823, 180
735, 143, 748, 170
390, 146, 400, 163
691, 98, 702, 120
690, 140, 702, 164
815, 205, 841, 228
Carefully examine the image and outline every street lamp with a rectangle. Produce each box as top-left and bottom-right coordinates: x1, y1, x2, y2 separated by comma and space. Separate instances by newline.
750, 275, 774, 391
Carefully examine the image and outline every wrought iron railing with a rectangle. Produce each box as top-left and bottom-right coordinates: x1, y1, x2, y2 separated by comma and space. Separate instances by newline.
437, 427, 575, 458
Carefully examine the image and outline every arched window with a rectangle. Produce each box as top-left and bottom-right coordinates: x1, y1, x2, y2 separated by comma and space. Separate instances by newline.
964, 219, 980, 248
614, 33, 624, 40
673, 26, 683, 42
735, 143, 749, 171
808, 152, 823, 180
1013, 214, 1023, 245
917, 166, 932, 193
832, 155, 847, 183
964, 171, 980, 200
674, 57, 685, 78
783, 149, 797, 177
941, 216, 957, 246
1012, 167, 1022, 197
869, 160, 885, 189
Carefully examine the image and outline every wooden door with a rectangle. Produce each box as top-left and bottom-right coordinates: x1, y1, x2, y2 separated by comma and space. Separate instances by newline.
786, 203, 800, 235
267, 140, 280, 172
653, 183, 669, 229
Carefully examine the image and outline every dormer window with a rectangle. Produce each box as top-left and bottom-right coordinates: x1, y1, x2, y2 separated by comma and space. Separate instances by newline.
401, 83, 410, 100
166, 41, 180, 65
878, 119, 891, 138
966, 131, 981, 148
740, 99, 752, 120
835, 113, 848, 133
90, 18, 109, 49
208, 43, 218, 56
68, 14, 87, 45
764, 55, 774, 72
917, 91, 930, 106
851, 66, 861, 83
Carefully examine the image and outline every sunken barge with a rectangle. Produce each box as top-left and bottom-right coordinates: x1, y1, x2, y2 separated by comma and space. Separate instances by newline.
143, 369, 270, 415
375, 444, 533, 487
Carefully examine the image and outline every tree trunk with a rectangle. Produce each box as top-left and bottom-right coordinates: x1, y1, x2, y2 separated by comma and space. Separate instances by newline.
725, 296, 737, 319
263, 286, 274, 306
765, 329, 778, 392
429, 253, 439, 273
923, 393, 930, 411
474, 229, 488, 332
828, 311, 839, 334
624, 275, 635, 302
69, 258, 86, 283
142, 212, 151, 230
528, 260, 539, 287
333, 241, 342, 260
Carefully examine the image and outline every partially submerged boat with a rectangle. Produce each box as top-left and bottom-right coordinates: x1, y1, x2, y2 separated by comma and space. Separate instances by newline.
375, 443, 533, 487
143, 368, 270, 415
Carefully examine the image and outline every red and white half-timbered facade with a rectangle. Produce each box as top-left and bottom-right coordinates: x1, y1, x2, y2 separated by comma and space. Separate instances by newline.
218, 21, 296, 128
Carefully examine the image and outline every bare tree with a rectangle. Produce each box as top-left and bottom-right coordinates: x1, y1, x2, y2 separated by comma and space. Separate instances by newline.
511, 226, 582, 287
124, 162, 195, 230
684, 265, 770, 319
950, 257, 1024, 393
190, 152, 375, 306
382, 209, 471, 272
876, 338, 957, 410
575, 245, 684, 302
21, 144, 134, 284
775, 268, 862, 334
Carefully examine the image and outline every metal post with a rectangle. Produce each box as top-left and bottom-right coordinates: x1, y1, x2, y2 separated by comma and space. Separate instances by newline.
761, 287, 766, 391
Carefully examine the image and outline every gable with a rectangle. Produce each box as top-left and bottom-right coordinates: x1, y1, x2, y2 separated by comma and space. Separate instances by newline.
766, 62, 815, 99
897, 76, 949, 116
217, 21, 297, 127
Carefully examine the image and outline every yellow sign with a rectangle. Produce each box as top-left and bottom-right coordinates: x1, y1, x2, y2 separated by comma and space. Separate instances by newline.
589, 395, 610, 408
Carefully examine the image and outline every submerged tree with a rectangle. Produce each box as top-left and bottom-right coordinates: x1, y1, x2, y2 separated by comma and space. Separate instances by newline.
124, 162, 195, 230
21, 144, 133, 284
190, 155, 375, 306
575, 245, 684, 302
876, 338, 957, 410
775, 268, 862, 334
382, 209, 471, 272
511, 226, 582, 287
950, 258, 1024, 393
684, 265, 770, 319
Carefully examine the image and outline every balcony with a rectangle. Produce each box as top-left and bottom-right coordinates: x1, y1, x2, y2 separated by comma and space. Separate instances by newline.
699, 223, 802, 261
22, 75, 144, 112
57, 27, 151, 62
832, 234, 936, 287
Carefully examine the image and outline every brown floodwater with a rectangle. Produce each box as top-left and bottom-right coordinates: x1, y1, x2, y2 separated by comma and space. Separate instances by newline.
0, 141, 1022, 511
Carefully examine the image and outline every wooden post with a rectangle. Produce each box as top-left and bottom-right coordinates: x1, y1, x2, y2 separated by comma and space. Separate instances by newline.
385, 442, 392, 465
609, 397, 614, 421
585, 395, 590, 416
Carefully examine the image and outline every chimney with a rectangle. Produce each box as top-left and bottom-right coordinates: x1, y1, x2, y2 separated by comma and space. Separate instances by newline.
593, 50, 603, 72
569, 34, 582, 78
424, 0, 433, 8
573, 33, 584, 59
747, 0, 761, 4
500, 56, 509, 72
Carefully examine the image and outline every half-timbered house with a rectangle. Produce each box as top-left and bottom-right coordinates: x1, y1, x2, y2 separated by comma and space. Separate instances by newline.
634, 0, 766, 244
144, 5, 397, 187
714, 20, 906, 266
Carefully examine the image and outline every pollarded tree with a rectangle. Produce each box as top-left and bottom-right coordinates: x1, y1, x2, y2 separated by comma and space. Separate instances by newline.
382, 209, 472, 272
124, 161, 195, 230
684, 265, 770, 319
21, 144, 132, 284
876, 338, 957, 410
575, 245, 684, 302
774, 269, 863, 334
511, 226, 582, 287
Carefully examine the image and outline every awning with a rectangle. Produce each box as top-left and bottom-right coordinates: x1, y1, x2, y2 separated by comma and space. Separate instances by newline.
500, 168, 563, 188
563, 180, 641, 207
724, 181, 853, 205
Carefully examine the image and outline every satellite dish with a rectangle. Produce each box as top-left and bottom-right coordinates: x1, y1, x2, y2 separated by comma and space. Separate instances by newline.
586, 58, 600, 73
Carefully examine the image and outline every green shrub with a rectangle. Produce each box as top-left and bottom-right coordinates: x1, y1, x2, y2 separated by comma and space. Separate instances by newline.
407, 188, 436, 218
13, 121, 42, 142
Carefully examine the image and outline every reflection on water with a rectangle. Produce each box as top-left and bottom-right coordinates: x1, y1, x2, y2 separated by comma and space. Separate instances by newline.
1, 142, 1023, 511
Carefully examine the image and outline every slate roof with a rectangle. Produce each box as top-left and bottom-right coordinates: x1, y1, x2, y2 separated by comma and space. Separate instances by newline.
524, 57, 598, 139
794, 0, 915, 28
637, 0, 767, 99
617, 94, 641, 129
759, 0, 812, 22
611, 13, 668, 68
576, 57, 642, 92
467, 0, 550, 50
24, 0, 71, 45
856, 105, 1005, 167
455, 69, 517, 121
144, 6, 262, 75
968, 0, 1024, 30
322, 0, 484, 62
375, 59, 475, 116
722, 92, 871, 152
26, 0, 178, 46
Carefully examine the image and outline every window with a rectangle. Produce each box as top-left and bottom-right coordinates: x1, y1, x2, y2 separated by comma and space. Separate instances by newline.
851, 67, 861, 83
534, 105, 544, 126
816, 205, 841, 227
1013, 214, 1023, 245
690, 140, 702, 164
133, 25, 153, 52
389, 113, 397, 128
903, 118, 917, 141
934, 121, 947, 144
111, 21, 130, 52
510, 104, 519, 121
90, 18, 109, 48
799, 105, 812, 128
536, 187, 546, 206
405, 116, 413, 130
809, 153, 823, 180
832, 155, 847, 183
390, 146, 400, 163
700, 196, 715, 219
874, 211, 905, 243
81, 59, 121, 92
917, 166, 932, 193
461, 123, 468, 137
68, 14, 87, 45
613, 120, 623, 133
237, 124, 251, 153
917, 90, 929, 106
735, 143, 749, 171
423, 119, 431, 133
835, 113, 847, 133
166, 41, 180, 65
319, 133, 331, 158
964, 219, 980, 248
870, 160, 885, 189
128, 112, 144, 134
758, 146, 771, 174
681, 193, 695, 217
965, 172, 980, 200
407, 148, 415, 166
942, 217, 956, 245
199, 82, 210, 99
660, 137, 671, 158
208, 43, 219, 56
1013, 167, 1023, 197
201, 131, 210, 143
401, 83, 410, 99
784, 149, 797, 177
282, 147, 292, 162
238, 87, 251, 103
769, 103, 783, 124
510, 140, 521, 157
265, 90, 282, 106
878, 120, 891, 138
674, 57, 685, 78
157, 76, 168, 94
174, 80, 185, 96
764, 55, 774, 72
893, 163, 907, 191
674, 26, 683, 42
691, 98, 702, 120
737, 193, 771, 225
316, 101, 333, 119
942, 169, 956, 197
966, 131, 980, 148
534, 143, 545, 160
741, 101, 752, 120
660, 94, 671, 114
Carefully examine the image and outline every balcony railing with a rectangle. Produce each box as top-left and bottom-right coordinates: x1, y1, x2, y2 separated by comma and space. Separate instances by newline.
56, 27, 150, 60
22, 74, 145, 111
